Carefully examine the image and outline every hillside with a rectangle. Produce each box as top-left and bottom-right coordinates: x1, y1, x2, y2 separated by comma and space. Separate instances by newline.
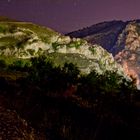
0, 21, 124, 75
67, 20, 127, 54
67, 20, 140, 88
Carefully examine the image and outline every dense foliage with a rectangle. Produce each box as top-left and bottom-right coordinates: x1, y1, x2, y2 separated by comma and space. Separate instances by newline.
0, 56, 140, 140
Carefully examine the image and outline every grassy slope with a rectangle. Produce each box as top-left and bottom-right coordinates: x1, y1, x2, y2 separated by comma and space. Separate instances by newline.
0, 21, 59, 43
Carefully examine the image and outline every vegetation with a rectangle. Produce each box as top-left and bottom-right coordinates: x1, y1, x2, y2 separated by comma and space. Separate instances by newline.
0, 19, 139, 140
0, 22, 59, 44
0, 55, 140, 140
67, 40, 82, 49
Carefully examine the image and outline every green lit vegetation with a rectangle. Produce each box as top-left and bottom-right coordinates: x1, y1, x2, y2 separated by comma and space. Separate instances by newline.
45, 52, 92, 69
27, 49, 35, 55
0, 22, 59, 46
67, 39, 84, 49
52, 42, 60, 50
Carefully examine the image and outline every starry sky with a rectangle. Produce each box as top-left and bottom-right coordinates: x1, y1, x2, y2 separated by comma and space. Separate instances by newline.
0, 0, 140, 33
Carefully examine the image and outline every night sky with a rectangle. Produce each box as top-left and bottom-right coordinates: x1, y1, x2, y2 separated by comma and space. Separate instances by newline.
0, 0, 140, 33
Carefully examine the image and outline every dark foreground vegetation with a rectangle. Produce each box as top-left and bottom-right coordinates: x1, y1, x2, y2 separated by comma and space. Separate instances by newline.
0, 56, 140, 140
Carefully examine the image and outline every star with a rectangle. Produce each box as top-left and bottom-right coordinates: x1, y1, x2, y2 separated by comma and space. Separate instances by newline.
8, 0, 11, 2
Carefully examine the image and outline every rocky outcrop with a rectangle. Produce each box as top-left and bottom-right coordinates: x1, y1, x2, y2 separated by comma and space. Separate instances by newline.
115, 22, 140, 88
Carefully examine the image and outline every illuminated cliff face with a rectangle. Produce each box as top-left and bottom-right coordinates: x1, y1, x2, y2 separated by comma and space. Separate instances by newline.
115, 22, 140, 89
122, 61, 139, 86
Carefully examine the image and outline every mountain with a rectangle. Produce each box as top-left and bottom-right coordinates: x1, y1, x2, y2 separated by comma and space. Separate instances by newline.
0, 19, 138, 140
0, 21, 124, 75
115, 22, 140, 89
67, 20, 127, 55
67, 20, 140, 88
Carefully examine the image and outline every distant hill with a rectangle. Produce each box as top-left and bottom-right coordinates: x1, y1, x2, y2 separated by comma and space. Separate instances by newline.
67, 20, 127, 55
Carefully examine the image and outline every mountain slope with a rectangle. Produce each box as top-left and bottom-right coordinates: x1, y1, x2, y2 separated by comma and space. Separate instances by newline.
0, 21, 124, 75
67, 20, 127, 54
115, 22, 140, 88
67, 20, 140, 88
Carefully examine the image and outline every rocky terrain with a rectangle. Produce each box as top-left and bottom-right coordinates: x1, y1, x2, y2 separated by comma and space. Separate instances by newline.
0, 20, 124, 75
67, 20, 140, 88
115, 22, 140, 89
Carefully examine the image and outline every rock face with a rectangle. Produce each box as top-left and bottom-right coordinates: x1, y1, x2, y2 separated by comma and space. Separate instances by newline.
115, 22, 140, 88
0, 21, 124, 75
67, 20, 140, 88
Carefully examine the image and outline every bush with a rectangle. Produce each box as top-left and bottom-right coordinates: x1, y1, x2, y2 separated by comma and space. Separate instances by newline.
0, 59, 6, 68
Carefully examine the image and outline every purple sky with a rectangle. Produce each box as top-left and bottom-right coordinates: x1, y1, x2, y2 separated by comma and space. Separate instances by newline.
0, 0, 140, 33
